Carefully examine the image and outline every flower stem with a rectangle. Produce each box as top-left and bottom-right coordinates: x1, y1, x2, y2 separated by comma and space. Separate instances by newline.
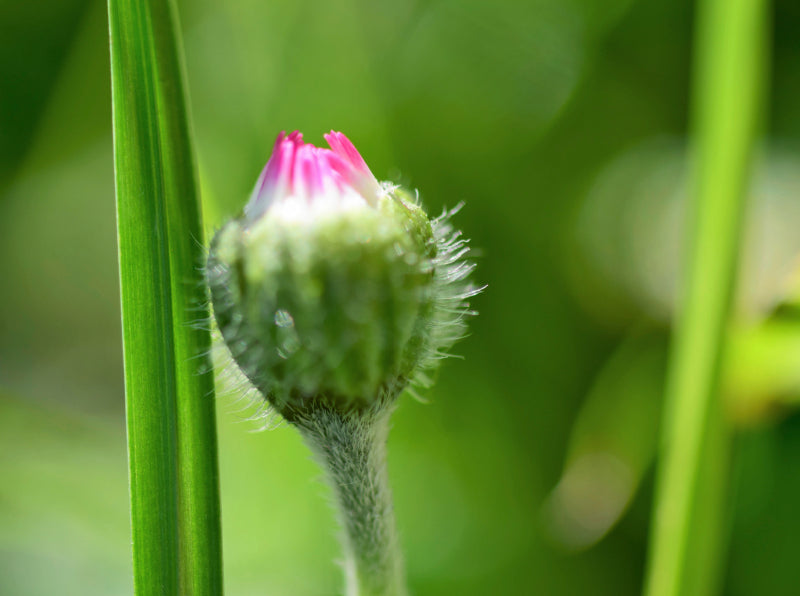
643, 0, 767, 595
294, 401, 408, 596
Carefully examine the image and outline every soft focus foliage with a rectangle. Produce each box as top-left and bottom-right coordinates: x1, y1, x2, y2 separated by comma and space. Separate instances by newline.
2, 0, 800, 594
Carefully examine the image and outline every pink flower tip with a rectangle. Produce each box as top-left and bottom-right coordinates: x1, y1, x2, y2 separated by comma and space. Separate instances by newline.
245, 130, 382, 221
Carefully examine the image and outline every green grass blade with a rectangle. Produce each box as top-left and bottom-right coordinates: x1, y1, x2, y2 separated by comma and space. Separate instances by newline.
643, 0, 768, 595
148, 2, 223, 593
108, 0, 223, 594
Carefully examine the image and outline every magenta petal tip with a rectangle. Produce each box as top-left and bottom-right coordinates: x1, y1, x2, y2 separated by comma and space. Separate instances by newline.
245, 130, 382, 220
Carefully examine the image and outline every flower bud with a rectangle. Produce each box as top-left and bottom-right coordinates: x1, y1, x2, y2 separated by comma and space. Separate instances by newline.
207, 131, 479, 416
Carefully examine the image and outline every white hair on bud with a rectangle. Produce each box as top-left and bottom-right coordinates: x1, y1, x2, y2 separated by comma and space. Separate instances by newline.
408, 202, 485, 395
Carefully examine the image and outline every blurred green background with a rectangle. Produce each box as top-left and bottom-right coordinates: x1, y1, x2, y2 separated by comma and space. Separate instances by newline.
2, 0, 800, 594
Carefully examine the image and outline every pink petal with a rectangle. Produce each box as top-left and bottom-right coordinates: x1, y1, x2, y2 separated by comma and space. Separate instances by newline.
246, 130, 382, 220
324, 131, 381, 204
246, 131, 301, 218
324, 131, 371, 176
254, 131, 285, 197
293, 144, 324, 200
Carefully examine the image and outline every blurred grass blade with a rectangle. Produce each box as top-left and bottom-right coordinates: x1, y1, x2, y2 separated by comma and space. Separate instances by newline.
544, 330, 666, 551
108, 0, 223, 594
643, 0, 767, 595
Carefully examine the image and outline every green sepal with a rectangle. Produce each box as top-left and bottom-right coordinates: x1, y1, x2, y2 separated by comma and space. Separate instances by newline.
209, 191, 436, 412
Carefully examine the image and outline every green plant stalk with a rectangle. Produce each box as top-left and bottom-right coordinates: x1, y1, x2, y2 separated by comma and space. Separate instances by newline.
108, 0, 223, 594
643, 0, 767, 595
294, 402, 407, 596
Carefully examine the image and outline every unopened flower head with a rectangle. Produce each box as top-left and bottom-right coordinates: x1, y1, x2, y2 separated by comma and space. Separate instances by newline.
208, 131, 480, 417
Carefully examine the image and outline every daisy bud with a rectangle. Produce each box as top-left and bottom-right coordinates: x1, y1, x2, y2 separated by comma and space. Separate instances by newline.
207, 130, 480, 596
207, 130, 479, 416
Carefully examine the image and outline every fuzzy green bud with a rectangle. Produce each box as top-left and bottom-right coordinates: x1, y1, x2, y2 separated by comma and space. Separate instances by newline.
208, 130, 480, 596
207, 130, 479, 417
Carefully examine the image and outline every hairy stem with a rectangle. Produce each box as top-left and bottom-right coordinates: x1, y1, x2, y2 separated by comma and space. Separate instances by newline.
294, 402, 407, 596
